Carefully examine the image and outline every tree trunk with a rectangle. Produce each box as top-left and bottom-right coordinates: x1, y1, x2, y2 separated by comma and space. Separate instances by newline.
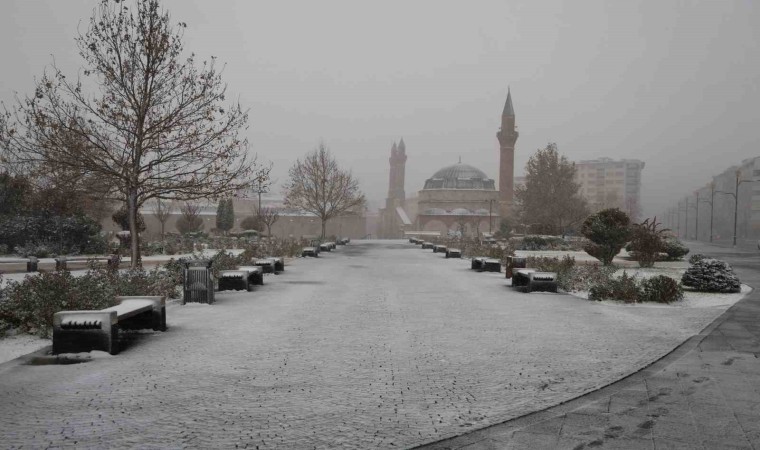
128, 190, 141, 268
321, 219, 327, 239
266, 223, 272, 238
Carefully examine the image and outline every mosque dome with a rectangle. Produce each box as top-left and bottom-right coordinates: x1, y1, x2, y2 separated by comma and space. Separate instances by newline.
423, 162, 496, 190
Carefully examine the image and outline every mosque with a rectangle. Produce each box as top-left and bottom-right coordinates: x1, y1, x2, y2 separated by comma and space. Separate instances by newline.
378, 89, 518, 238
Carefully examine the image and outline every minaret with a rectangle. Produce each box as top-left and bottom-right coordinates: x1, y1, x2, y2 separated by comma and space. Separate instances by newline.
496, 88, 518, 217
388, 139, 407, 202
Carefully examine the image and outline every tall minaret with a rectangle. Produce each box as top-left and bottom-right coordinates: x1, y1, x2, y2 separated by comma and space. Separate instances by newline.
496, 88, 518, 217
387, 139, 407, 202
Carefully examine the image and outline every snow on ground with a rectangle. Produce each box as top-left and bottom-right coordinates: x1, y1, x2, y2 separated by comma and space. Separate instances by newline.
0, 241, 755, 449
0, 333, 50, 363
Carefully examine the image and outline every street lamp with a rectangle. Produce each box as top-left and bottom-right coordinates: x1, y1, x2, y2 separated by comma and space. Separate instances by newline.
689, 193, 699, 241
716, 169, 759, 247
698, 183, 716, 243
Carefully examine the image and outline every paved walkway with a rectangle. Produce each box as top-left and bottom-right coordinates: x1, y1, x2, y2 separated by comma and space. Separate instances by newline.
0, 241, 748, 448
420, 241, 760, 449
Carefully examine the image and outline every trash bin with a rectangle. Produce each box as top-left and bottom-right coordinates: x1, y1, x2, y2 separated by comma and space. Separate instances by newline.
26, 256, 38, 272
506, 256, 527, 278
182, 259, 215, 304
55, 257, 67, 271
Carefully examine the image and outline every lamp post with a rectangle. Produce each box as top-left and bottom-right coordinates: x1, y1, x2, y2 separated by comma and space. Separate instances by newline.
716, 170, 758, 247
689, 192, 699, 241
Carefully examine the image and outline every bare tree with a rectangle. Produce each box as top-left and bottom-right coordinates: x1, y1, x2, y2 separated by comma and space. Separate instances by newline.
176, 202, 203, 235
154, 198, 174, 244
257, 206, 280, 237
1, 0, 265, 267
283, 143, 365, 239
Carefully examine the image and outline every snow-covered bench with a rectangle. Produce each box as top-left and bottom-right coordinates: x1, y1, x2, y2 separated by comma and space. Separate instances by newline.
471, 257, 486, 270
55, 255, 120, 271
302, 247, 318, 257
512, 269, 558, 293
433, 244, 447, 254
254, 257, 284, 274
0, 257, 39, 272
53, 296, 166, 355
421, 242, 434, 250
482, 258, 501, 273
445, 248, 461, 258
218, 266, 264, 291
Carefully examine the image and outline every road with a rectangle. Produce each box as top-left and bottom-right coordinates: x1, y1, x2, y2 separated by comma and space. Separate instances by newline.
0, 240, 739, 449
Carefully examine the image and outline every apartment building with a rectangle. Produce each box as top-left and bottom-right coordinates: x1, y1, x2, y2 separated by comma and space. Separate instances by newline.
574, 158, 645, 219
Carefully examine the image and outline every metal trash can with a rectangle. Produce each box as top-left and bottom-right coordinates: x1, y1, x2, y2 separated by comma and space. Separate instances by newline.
182, 259, 215, 305
506, 256, 527, 278
26, 256, 38, 272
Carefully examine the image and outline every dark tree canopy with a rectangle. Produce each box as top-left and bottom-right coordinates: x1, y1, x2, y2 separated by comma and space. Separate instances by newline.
1, 0, 265, 266
582, 208, 632, 265
514, 143, 588, 236
283, 143, 365, 239
215, 198, 234, 233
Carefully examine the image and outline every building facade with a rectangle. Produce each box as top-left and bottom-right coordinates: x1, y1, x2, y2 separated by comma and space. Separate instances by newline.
574, 157, 645, 220
377, 88, 517, 238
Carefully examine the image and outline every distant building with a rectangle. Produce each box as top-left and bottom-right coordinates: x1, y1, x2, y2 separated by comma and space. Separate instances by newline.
377, 88, 518, 238
574, 157, 645, 219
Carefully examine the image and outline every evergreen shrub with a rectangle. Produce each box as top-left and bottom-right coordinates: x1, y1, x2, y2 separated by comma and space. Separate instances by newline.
682, 258, 741, 293
639, 275, 684, 303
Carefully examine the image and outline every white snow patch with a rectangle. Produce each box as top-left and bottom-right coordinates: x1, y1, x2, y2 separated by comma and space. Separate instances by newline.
0, 334, 51, 364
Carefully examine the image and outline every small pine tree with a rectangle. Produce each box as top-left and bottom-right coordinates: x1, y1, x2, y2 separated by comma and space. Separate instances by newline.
582, 208, 631, 266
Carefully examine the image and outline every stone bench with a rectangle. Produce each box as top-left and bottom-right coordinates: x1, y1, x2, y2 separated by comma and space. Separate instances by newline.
218, 266, 264, 291
482, 258, 502, 273
302, 247, 318, 257
0, 257, 39, 272
445, 248, 462, 259
53, 296, 166, 355
254, 258, 278, 274
55, 255, 120, 271
512, 269, 558, 293
433, 244, 447, 254
421, 242, 434, 250
471, 257, 486, 270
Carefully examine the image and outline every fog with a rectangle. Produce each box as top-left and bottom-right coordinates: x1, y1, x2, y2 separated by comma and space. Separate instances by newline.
2, 0, 758, 217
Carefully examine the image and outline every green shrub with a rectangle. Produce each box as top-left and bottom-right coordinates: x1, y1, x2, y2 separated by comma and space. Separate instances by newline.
662, 237, 689, 261
682, 258, 741, 293
515, 235, 572, 251
589, 271, 640, 303
639, 275, 683, 303
582, 208, 632, 266
0, 244, 9, 255
563, 264, 617, 292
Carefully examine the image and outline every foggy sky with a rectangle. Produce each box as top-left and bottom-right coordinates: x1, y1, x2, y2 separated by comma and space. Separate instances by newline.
2, 1, 759, 217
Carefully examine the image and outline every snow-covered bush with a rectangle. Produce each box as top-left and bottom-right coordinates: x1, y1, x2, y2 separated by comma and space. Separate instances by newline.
589, 271, 640, 303
681, 258, 741, 293
563, 264, 617, 292
688, 253, 708, 265
582, 208, 632, 266
662, 237, 689, 261
639, 275, 683, 303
